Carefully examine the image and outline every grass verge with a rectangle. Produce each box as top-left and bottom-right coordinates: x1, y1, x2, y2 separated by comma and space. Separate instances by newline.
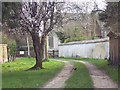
65, 62, 92, 88
52, 57, 119, 84
2, 57, 65, 88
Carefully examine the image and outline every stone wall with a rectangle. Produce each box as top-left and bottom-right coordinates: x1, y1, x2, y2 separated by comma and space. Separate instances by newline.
59, 38, 109, 59
0, 44, 8, 63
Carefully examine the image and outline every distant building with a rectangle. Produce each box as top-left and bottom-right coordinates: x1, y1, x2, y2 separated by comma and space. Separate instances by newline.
48, 32, 61, 51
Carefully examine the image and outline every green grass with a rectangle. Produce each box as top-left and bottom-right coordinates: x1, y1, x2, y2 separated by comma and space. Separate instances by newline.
2, 57, 65, 88
65, 62, 92, 88
52, 57, 119, 84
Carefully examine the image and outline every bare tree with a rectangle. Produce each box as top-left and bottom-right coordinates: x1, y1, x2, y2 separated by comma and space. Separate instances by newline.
20, 2, 63, 69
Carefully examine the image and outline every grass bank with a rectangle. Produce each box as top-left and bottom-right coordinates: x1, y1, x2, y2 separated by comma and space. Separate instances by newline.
2, 57, 65, 88
52, 57, 119, 84
65, 62, 92, 88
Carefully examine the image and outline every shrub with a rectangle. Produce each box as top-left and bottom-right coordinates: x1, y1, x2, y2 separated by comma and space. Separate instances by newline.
8, 41, 16, 62
64, 38, 71, 43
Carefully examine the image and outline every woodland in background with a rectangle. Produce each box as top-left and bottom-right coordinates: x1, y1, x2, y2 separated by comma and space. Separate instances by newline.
56, 2, 120, 43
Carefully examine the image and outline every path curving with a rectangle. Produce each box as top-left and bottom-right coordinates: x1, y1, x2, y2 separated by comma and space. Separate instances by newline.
43, 60, 73, 88
43, 59, 118, 88
72, 60, 118, 88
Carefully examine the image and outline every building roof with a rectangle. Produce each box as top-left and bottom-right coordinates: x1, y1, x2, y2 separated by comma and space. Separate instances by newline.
107, 30, 120, 38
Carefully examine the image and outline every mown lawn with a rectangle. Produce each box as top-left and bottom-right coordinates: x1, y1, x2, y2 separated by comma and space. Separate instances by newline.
2, 57, 65, 88
65, 62, 92, 88
52, 57, 119, 84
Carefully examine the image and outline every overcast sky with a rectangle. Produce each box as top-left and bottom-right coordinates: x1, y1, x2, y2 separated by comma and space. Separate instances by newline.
68, 0, 107, 11
2, 0, 107, 12
57, 0, 107, 13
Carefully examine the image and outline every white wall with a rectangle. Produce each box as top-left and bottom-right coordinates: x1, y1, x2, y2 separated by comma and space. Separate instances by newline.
53, 34, 61, 50
59, 38, 109, 59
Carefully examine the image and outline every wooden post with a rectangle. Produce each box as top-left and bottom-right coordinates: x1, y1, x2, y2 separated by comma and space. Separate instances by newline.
57, 50, 59, 57
27, 36, 30, 57
4, 45, 8, 62
118, 37, 120, 67
0, 44, 3, 63
53, 50, 55, 58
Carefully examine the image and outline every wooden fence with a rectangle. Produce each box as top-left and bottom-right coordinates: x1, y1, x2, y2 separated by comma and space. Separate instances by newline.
48, 50, 59, 58
107, 31, 120, 66
0, 44, 8, 63
16, 51, 36, 58
16, 50, 59, 58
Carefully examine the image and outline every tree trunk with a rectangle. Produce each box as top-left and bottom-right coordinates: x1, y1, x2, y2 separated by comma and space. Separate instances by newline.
27, 36, 30, 57
44, 35, 48, 61
29, 33, 44, 70
91, 31, 94, 40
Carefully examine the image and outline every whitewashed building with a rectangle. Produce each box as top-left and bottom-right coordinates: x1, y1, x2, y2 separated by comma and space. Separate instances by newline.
48, 32, 61, 51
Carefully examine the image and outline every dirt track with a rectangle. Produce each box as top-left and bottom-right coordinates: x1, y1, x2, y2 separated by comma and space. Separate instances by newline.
43, 60, 73, 88
43, 59, 118, 88
73, 60, 118, 88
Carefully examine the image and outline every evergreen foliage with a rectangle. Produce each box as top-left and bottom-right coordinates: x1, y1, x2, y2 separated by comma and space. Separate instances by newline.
2, 2, 22, 29
99, 2, 119, 33
8, 41, 16, 62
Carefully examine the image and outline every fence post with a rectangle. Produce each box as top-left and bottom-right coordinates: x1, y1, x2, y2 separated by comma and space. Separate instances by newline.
57, 50, 59, 57
53, 50, 55, 58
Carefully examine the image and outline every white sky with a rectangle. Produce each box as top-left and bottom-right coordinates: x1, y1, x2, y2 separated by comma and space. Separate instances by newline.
67, 0, 107, 11
2, 0, 119, 2
2, 0, 107, 11
57, 0, 107, 13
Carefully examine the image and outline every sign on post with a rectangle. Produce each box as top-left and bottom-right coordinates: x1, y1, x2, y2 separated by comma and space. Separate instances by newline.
20, 51, 24, 55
